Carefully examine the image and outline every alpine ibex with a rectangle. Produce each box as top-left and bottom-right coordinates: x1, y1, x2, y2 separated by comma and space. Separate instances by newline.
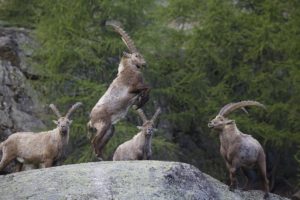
208, 100, 269, 199
88, 21, 150, 159
0, 102, 82, 172
113, 108, 161, 161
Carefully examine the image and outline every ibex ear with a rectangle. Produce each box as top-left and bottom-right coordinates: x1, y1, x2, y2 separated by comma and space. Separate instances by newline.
136, 126, 143, 130
69, 120, 73, 124
53, 120, 58, 125
226, 120, 235, 125
153, 128, 158, 132
123, 51, 131, 58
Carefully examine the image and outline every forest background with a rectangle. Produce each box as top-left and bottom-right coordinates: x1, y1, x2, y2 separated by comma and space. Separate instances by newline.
0, 0, 299, 197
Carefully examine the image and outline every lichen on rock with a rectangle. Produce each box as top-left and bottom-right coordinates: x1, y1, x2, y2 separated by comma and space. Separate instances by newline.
0, 161, 290, 200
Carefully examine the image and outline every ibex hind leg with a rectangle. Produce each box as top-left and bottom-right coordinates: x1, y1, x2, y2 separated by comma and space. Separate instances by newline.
258, 153, 269, 199
92, 121, 112, 159
95, 125, 115, 160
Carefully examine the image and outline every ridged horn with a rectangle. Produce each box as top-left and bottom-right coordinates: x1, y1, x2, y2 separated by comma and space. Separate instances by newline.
106, 20, 138, 53
219, 100, 266, 116
49, 104, 62, 118
151, 108, 161, 123
65, 102, 83, 119
137, 109, 148, 123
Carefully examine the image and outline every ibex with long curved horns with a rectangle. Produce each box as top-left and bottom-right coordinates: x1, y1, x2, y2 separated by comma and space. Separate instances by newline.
0, 102, 82, 172
208, 100, 269, 199
88, 21, 150, 159
113, 108, 161, 161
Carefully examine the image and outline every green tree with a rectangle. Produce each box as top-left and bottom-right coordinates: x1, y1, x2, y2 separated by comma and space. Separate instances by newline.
1, 0, 299, 196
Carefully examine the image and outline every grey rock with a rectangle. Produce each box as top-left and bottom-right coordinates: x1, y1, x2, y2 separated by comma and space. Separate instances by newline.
0, 161, 289, 200
10, 106, 45, 132
0, 27, 45, 134
0, 27, 46, 173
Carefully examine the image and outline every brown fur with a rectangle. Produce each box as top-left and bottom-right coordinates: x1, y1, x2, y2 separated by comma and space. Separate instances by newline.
208, 101, 269, 199
113, 108, 161, 161
0, 102, 82, 172
88, 24, 150, 159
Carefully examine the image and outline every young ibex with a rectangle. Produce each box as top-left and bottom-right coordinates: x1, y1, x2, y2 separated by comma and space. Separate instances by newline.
208, 100, 269, 199
0, 102, 82, 172
113, 108, 161, 161
88, 21, 150, 159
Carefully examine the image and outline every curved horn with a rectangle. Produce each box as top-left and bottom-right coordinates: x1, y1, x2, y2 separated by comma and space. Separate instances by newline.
219, 100, 266, 116
218, 103, 234, 116
49, 104, 62, 118
151, 108, 162, 123
137, 109, 148, 123
106, 20, 138, 53
65, 102, 83, 119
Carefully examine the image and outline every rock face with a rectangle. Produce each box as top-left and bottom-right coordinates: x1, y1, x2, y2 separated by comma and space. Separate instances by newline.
0, 161, 289, 200
0, 27, 45, 139
0, 27, 46, 173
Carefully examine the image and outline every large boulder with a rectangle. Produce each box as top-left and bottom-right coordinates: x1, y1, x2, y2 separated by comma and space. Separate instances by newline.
0, 161, 289, 200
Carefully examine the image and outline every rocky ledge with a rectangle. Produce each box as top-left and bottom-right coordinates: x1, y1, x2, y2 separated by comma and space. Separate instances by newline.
0, 161, 289, 200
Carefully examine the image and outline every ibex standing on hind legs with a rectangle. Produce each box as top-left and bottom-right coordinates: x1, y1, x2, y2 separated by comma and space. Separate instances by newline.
88, 21, 150, 159
0, 102, 82, 172
113, 108, 161, 161
208, 100, 269, 199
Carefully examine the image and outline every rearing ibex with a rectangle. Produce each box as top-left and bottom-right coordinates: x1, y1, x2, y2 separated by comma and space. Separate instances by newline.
208, 100, 269, 199
88, 21, 150, 159
113, 108, 161, 161
0, 102, 82, 172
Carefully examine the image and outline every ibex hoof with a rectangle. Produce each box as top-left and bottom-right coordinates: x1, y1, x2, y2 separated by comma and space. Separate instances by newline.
263, 193, 269, 199
229, 185, 235, 192
96, 156, 103, 161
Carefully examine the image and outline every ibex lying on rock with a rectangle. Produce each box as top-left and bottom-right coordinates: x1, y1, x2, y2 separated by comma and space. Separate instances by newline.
113, 108, 161, 161
0, 102, 82, 172
88, 21, 150, 159
208, 100, 269, 199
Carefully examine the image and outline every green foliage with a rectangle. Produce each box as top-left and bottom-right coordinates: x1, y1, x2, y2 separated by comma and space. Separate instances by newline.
0, 0, 40, 27
1, 0, 300, 193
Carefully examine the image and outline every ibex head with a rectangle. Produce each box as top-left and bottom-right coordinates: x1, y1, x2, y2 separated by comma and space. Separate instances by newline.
106, 21, 146, 71
122, 51, 146, 69
136, 108, 161, 136
208, 100, 266, 130
49, 102, 83, 136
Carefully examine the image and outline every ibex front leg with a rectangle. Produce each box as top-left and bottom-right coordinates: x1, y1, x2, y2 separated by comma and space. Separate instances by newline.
226, 159, 239, 191
130, 85, 150, 109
